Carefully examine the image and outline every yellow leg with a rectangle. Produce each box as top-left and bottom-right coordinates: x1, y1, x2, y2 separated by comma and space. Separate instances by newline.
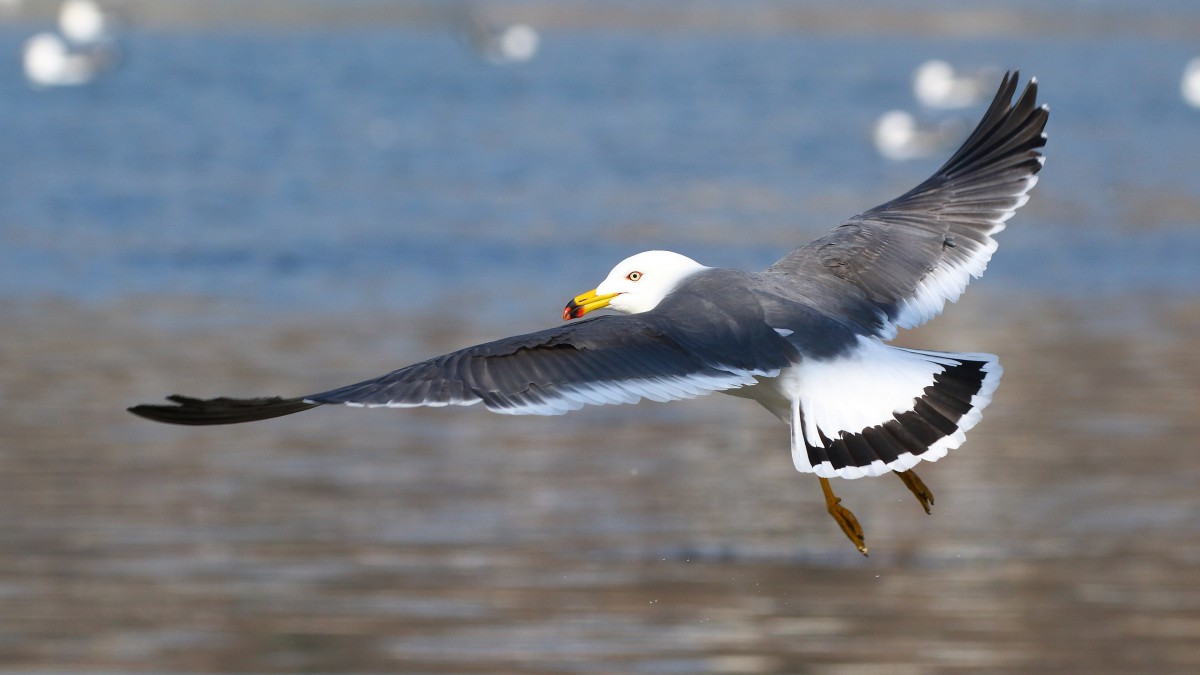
894, 469, 935, 515
820, 476, 867, 556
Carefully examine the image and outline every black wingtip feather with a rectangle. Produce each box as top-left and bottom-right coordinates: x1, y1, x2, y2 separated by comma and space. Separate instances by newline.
128, 395, 321, 426
934, 70, 1048, 182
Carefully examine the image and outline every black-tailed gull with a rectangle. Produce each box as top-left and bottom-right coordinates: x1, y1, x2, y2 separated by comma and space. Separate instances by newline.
131, 72, 1048, 554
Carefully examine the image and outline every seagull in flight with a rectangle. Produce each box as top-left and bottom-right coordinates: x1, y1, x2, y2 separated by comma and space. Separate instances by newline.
131, 72, 1048, 555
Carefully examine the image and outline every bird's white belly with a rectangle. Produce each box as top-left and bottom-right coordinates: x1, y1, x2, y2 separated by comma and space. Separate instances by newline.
721, 370, 798, 424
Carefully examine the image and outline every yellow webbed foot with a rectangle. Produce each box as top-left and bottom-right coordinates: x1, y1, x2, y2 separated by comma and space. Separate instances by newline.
894, 469, 935, 515
820, 476, 867, 556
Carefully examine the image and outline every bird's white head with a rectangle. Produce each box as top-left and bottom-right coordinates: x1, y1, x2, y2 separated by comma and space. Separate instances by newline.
563, 250, 707, 320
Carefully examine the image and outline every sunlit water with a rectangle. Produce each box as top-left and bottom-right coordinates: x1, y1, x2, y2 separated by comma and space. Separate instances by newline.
1, 11, 1199, 673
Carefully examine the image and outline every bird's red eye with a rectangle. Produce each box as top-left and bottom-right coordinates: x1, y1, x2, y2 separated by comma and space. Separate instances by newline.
627, 271, 642, 281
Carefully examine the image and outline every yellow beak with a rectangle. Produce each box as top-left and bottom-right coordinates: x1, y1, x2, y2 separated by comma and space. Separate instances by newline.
563, 289, 619, 320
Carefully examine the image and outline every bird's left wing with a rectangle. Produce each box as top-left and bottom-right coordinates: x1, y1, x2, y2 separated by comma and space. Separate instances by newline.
765, 71, 1048, 338
128, 395, 320, 425
128, 311, 797, 425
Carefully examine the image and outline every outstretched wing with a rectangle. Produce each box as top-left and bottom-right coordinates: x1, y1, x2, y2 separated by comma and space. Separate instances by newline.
129, 308, 797, 425
766, 71, 1048, 337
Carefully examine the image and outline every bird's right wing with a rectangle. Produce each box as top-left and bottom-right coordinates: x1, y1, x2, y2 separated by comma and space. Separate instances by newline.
766, 71, 1048, 338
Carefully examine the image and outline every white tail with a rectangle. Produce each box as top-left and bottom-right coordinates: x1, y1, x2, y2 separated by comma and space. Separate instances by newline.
787, 339, 1002, 479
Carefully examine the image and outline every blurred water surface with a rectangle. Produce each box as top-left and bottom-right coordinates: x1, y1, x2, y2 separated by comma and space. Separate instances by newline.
1, 7, 1199, 673
3, 24, 1200, 314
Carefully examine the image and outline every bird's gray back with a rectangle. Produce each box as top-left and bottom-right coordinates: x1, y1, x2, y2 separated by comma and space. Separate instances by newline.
661, 268, 868, 361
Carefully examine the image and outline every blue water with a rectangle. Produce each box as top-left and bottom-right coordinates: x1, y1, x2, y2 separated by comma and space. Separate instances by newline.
2, 26, 1200, 321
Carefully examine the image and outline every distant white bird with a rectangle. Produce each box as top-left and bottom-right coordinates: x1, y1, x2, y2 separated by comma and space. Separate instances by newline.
22, 31, 109, 87
1182, 57, 1200, 109
23, 0, 120, 88
58, 0, 113, 45
913, 60, 998, 110
459, 16, 539, 65
489, 24, 539, 64
873, 109, 968, 162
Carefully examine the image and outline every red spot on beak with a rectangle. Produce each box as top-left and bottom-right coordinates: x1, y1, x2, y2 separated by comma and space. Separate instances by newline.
563, 289, 616, 321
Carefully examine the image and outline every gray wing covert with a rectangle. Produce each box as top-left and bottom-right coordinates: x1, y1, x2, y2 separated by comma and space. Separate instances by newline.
308, 309, 797, 415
